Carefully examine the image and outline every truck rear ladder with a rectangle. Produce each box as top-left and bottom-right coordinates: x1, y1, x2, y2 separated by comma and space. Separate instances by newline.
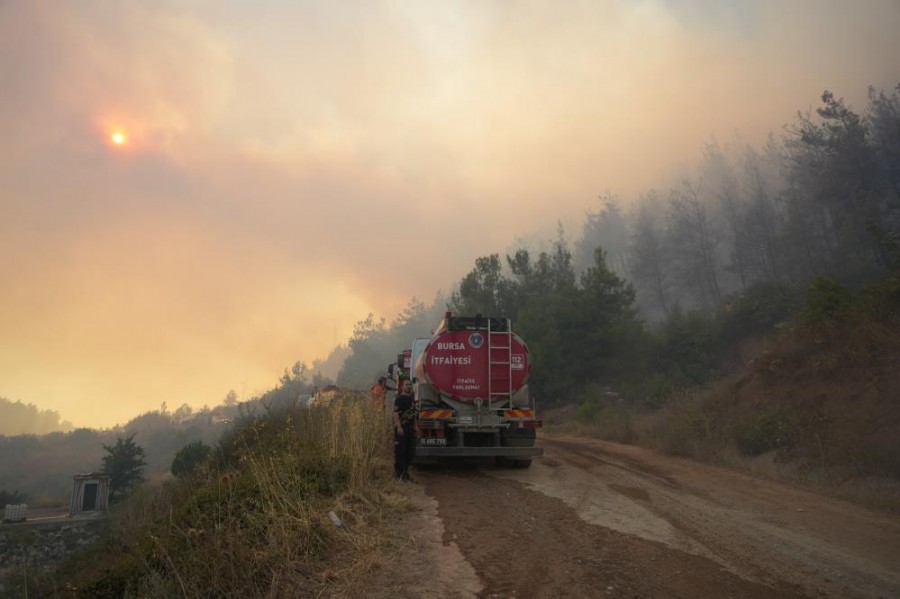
488, 317, 512, 410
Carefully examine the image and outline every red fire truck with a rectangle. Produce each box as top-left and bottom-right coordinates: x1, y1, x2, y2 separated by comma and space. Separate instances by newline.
404, 312, 543, 467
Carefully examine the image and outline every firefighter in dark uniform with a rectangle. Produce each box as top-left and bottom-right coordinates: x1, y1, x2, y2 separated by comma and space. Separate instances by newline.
393, 377, 416, 482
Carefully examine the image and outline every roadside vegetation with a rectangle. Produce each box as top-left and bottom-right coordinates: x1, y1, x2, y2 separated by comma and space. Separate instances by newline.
550, 275, 900, 512
9, 398, 405, 597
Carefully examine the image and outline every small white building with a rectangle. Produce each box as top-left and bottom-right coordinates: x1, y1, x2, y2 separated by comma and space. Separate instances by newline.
69, 473, 111, 516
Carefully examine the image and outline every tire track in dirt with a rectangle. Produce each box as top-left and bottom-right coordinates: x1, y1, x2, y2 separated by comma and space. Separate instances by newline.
422, 465, 803, 598
485, 435, 900, 599
545, 438, 681, 488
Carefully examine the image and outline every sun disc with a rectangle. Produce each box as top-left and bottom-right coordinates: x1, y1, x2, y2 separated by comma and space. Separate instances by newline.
111, 131, 127, 145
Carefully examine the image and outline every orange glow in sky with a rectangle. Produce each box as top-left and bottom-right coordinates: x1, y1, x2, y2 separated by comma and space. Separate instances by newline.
2, 1, 900, 429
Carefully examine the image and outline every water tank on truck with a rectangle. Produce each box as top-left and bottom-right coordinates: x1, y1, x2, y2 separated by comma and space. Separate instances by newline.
412, 312, 542, 467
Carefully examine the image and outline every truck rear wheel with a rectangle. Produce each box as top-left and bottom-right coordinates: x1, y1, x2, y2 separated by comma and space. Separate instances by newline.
513, 459, 532, 469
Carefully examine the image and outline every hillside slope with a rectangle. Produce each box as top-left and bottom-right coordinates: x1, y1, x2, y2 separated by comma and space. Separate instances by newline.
552, 277, 900, 511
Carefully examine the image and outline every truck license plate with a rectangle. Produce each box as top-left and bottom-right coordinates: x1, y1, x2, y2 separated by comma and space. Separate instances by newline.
422, 438, 447, 446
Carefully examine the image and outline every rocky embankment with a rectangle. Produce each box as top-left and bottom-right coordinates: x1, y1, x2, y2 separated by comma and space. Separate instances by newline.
0, 513, 108, 593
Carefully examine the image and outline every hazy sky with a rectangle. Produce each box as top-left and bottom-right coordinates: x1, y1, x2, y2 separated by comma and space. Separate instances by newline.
2, 1, 899, 428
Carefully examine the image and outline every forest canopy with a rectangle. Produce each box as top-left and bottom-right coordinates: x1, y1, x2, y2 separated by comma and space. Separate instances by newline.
0, 398, 73, 436
338, 83, 900, 401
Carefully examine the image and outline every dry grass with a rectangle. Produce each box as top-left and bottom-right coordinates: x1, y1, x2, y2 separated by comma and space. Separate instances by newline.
33, 400, 409, 598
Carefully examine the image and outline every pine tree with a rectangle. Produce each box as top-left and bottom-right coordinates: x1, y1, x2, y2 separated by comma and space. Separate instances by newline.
101, 434, 147, 503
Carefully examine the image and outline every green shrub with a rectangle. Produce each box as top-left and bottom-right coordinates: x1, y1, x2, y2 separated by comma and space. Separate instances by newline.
573, 383, 605, 424
653, 308, 721, 385
621, 368, 694, 409
800, 277, 858, 328
733, 408, 795, 456
170, 440, 211, 478
721, 281, 802, 339
575, 397, 600, 424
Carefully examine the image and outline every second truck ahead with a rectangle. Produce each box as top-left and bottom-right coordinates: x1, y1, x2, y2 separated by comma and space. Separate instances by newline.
389, 312, 543, 467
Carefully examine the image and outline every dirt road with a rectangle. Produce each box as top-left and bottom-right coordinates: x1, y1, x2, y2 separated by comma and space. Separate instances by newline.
373, 434, 900, 598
